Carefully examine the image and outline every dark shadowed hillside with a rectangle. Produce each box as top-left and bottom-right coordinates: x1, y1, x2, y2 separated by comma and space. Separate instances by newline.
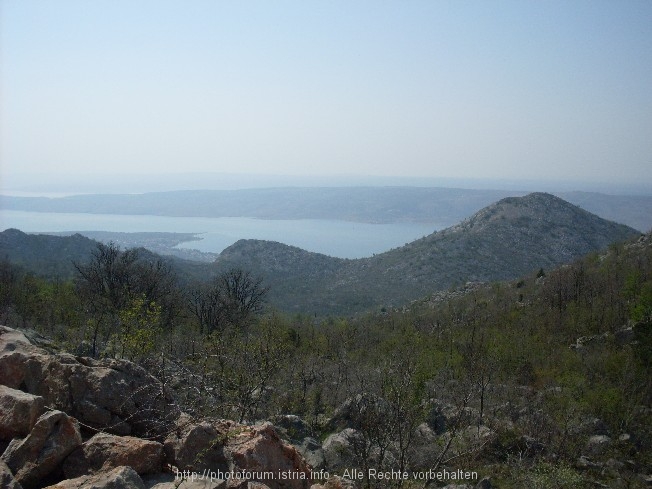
0, 229, 99, 278
213, 193, 639, 314
0, 229, 210, 283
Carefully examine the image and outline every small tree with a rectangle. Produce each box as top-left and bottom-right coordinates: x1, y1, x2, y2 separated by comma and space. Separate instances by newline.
0, 258, 19, 322
74, 242, 179, 356
188, 268, 268, 335
197, 314, 290, 422
117, 294, 162, 361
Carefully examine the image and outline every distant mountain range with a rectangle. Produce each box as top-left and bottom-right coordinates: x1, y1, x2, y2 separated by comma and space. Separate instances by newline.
2, 187, 651, 231
0, 193, 640, 315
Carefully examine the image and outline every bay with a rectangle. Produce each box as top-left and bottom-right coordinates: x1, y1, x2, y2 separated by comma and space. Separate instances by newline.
0, 210, 439, 259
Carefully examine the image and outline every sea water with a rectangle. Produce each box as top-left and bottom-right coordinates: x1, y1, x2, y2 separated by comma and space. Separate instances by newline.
0, 210, 440, 259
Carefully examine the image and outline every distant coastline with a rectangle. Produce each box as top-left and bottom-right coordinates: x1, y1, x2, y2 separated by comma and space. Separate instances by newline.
2, 186, 651, 232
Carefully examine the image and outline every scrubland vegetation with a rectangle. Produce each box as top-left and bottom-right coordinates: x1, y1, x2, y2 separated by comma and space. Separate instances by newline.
1, 230, 650, 488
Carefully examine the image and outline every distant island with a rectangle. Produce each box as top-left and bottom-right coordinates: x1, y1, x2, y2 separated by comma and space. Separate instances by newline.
3, 186, 652, 231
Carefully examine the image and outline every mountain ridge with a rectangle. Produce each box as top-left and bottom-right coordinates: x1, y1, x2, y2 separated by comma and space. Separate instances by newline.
212, 193, 639, 314
1, 193, 640, 315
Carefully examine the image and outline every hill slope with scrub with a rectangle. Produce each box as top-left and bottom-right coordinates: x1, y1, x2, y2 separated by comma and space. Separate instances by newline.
0, 229, 650, 488
214, 193, 639, 314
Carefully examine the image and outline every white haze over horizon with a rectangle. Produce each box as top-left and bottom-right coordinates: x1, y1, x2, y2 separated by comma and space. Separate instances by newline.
3, 171, 652, 198
2, 1, 651, 194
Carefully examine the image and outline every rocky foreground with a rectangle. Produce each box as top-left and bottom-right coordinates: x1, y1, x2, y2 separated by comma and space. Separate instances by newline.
1, 318, 644, 488
0, 325, 323, 489
0, 324, 499, 489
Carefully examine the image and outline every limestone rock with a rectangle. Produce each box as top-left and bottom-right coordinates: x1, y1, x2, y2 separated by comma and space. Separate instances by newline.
321, 429, 359, 471
576, 455, 601, 469
225, 422, 311, 488
324, 394, 390, 433
0, 326, 313, 489
164, 418, 230, 473
0, 459, 23, 489
166, 419, 311, 489
1, 410, 82, 489
410, 423, 440, 471
414, 422, 438, 445
584, 434, 611, 456
63, 432, 164, 478
269, 415, 312, 442
0, 326, 179, 438
0, 385, 45, 440
44, 465, 145, 489
296, 437, 325, 471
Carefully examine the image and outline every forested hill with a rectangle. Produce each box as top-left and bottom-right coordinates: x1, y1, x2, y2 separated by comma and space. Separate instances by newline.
0, 229, 99, 278
0, 228, 209, 282
213, 193, 639, 314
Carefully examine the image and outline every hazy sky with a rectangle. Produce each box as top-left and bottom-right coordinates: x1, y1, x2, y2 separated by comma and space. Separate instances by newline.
2, 1, 651, 187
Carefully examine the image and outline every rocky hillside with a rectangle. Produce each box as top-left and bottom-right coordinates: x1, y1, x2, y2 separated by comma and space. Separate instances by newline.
214, 193, 639, 314
0, 325, 315, 489
5, 323, 510, 489
372, 192, 637, 284
1, 231, 650, 488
